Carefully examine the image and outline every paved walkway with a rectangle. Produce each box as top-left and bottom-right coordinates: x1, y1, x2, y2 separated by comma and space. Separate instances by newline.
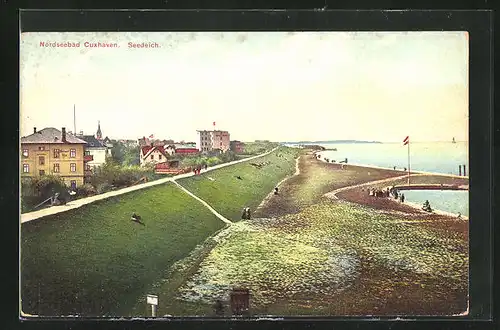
21, 147, 278, 223
324, 174, 413, 200
324, 173, 468, 219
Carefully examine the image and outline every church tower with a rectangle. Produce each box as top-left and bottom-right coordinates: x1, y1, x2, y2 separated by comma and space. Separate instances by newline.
96, 120, 102, 140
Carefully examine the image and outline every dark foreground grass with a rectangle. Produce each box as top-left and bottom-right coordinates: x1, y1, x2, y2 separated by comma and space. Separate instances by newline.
177, 146, 301, 221
21, 183, 225, 316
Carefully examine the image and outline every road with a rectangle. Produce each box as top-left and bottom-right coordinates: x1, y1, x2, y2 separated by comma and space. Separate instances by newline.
20, 147, 279, 223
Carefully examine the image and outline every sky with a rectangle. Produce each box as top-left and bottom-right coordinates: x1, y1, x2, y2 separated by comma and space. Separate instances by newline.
20, 32, 469, 143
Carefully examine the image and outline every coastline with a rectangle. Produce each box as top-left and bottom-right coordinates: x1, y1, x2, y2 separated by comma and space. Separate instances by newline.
402, 200, 469, 220
313, 151, 469, 179
314, 152, 469, 219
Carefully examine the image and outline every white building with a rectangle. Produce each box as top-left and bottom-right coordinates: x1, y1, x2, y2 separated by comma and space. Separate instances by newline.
196, 130, 230, 152
80, 135, 109, 169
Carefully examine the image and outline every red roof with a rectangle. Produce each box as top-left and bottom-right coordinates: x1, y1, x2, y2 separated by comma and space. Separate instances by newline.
142, 145, 167, 157
175, 148, 199, 154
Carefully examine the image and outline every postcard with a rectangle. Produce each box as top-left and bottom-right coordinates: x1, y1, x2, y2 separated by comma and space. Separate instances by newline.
20, 31, 469, 318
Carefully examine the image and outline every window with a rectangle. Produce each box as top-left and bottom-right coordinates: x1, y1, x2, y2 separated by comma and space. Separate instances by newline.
39, 170, 45, 176
150, 155, 154, 160
39, 156, 45, 165
159, 155, 162, 160
70, 149, 76, 158
22, 164, 29, 173
70, 163, 76, 172
53, 149, 60, 158
38, 146, 45, 151
53, 163, 60, 173
84, 150, 91, 156
22, 149, 29, 157
86, 164, 91, 171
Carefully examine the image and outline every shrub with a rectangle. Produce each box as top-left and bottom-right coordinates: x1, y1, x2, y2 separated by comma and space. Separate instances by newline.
96, 183, 113, 194
77, 184, 97, 197
206, 157, 221, 167
20, 175, 69, 212
35, 175, 67, 197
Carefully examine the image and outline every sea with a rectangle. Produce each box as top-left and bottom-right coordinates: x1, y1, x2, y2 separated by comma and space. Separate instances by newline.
284, 141, 469, 216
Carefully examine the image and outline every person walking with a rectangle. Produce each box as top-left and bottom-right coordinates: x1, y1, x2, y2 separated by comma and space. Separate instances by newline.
401, 193, 405, 203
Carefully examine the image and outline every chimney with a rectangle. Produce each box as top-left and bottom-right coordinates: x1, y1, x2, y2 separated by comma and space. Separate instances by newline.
150, 142, 154, 147
33, 127, 37, 134
79, 130, 84, 136
62, 127, 67, 142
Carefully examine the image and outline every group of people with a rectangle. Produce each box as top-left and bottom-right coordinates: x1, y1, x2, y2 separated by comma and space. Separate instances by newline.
367, 186, 405, 203
422, 200, 433, 212
192, 164, 208, 175
368, 188, 390, 198
241, 207, 252, 220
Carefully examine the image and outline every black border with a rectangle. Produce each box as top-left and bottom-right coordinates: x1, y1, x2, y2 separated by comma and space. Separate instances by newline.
3, 6, 495, 330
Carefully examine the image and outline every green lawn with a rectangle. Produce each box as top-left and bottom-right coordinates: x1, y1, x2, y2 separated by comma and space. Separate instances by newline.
20, 183, 225, 317
177, 146, 301, 221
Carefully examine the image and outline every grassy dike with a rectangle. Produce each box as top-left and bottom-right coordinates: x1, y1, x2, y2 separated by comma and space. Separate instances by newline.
129, 146, 302, 316
21, 146, 301, 317
156, 153, 468, 316
177, 146, 301, 221
21, 183, 225, 317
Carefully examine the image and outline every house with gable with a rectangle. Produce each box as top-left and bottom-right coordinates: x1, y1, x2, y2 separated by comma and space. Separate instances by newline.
140, 144, 168, 166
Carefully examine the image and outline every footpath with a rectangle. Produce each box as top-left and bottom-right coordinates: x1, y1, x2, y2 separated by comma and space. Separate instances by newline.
21, 147, 278, 223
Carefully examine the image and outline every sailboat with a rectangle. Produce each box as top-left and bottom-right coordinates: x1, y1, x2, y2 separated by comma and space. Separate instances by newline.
452, 137, 456, 144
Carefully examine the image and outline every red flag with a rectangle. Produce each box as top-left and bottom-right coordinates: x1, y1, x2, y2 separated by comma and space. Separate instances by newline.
149, 134, 154, 139
403, 136, 409, 145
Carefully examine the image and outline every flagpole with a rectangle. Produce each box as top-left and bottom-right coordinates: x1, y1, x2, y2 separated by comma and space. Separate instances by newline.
73, 104, 76, 134
407, 140, 411, 185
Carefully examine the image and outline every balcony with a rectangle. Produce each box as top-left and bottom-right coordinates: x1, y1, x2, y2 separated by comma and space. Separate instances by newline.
84, 154, 94, 162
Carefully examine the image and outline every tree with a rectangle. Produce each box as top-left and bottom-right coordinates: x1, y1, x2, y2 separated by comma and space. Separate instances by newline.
123, 145, 140, 166
111, 141, 126, 164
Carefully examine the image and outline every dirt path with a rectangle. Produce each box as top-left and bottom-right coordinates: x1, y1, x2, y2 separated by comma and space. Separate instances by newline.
255, 155, 301, 212
255, 153, 407, 218
21, 147, 279, 223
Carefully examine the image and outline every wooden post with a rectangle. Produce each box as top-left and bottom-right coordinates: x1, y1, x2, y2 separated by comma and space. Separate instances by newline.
459, 165, 462, 176
151, 304, 156, 317
407, 140, 411, 185
463, 164, 467, 176
146, 294, 158, 317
